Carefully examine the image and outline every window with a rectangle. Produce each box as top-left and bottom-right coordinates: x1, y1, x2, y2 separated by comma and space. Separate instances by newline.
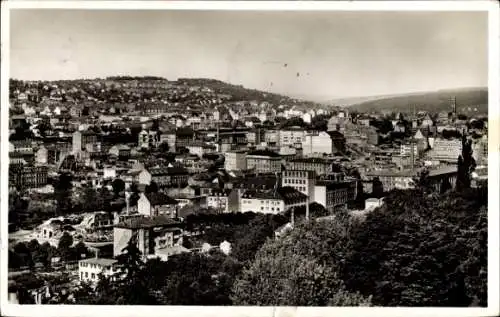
81, 272, 84, 279
91, 273, 96, 279
85, 272, 88, 278
261, 207, 264, 210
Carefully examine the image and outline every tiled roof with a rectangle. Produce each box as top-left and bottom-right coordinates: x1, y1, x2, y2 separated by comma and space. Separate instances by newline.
145, 192, 179, 206
115, 214, 180, 229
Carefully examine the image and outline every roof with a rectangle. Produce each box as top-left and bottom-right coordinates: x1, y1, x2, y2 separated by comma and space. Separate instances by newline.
149, 166, 188, 176
247, 150, 280, 158
144, 192, 179, 206
428, 166, 458, 177
115, 214, 180, 229
79, 258, 118, 266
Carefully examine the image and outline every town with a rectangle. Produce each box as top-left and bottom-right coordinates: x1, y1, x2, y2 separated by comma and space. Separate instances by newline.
7, 76, 488, 305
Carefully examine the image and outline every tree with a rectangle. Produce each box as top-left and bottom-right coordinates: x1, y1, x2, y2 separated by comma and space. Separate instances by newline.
111, 178, 125, 197
58, 232, 73, 260
456, 135, 476, 191
232, 220, 371, 306
343, 188, 487, 306
372, 177, 384, 198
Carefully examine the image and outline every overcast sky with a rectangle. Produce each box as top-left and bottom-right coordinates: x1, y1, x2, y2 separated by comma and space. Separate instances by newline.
10, 10, 488, 99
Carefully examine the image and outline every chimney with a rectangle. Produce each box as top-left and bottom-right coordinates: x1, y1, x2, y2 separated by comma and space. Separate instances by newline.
291, 208, 295, 227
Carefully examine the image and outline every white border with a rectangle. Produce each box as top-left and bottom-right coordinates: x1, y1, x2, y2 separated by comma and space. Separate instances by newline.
1, 2, 499, 317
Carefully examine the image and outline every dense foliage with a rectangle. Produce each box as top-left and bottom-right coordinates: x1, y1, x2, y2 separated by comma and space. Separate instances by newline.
343, 186, 487, 306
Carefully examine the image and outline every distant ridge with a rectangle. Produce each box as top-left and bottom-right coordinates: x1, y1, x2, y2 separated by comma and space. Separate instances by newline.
346, 87, 488, 114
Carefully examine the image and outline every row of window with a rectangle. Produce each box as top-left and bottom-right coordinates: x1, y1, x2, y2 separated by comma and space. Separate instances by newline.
283, 178, 307, 185
261, 206, 280, 212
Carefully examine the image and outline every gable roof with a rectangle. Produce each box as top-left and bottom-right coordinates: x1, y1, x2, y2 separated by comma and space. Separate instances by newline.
144, 192, 179, 206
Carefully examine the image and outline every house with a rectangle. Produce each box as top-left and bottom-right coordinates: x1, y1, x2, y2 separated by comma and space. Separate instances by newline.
113, 215, 183, 260
286, 157, 340, 176
9, 165, 48, 189
420, 114, 434, 128
206, 189, 232, 213
138, 167, 189, 188
78, 258, 119, 283
279, 127, 306, 148
238, 187, 307, 214
326, 131, 346, 153
137, 192, 179, 218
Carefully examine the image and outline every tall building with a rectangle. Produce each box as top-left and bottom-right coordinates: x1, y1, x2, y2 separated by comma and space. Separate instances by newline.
281, 170, 316, 200
246, 150, 282, 174
72, 130, 97, 154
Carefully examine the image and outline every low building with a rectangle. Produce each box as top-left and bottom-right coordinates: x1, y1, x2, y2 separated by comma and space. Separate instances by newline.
78, 258, 119, 283
206, 189, 231, 213
138, 167, 189, 188
137, 192, 179, 218
113, 215, 183, 260
239, 187, 307, 214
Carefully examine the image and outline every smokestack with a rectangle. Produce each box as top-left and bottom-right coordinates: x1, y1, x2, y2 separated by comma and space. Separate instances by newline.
291, 208, 295, 227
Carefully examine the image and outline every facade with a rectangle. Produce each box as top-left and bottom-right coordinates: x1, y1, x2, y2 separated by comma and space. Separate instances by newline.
224, 151, 247, 171
279, 128, 306, 148
9, 165, 48, 189
113, 215, 183, 260
246, 150, 282, 174
78, 258, 118, 283
239, 187, 307, 214
138, 130, 160, 149
139, 167, 189, 188
137, 192, 179, 218
301, 132, 333, 156
281, 170, 316, 199
427, 138, 462, 162
286, 158, 337, 176
365, 169, 417, 192
314, 180, 357, 212
72, 131, 97, 154
206, 189, 231, 213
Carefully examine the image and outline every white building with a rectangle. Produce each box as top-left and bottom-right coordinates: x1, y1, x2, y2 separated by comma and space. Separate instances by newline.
301, 131, 333, 156
279, 128, 306, 148
281, 170, 316, 200
78, 258, 118, 283
302, 113, 312, 124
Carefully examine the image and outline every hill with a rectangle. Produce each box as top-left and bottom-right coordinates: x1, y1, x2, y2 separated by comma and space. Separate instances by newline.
347, 87, 488, 115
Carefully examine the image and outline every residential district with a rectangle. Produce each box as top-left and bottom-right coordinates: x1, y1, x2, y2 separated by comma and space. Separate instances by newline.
7, 77, 488, 305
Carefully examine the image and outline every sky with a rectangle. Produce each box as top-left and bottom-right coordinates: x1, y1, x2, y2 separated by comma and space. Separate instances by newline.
10, 10, 488, 100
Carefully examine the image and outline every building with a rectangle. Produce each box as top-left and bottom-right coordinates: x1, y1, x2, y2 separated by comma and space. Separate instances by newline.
314, 180, 357, 212
78, 258, 118, 283
365, 169, 417, 192
207, 189, 231, 213
9, 165, 48, 189
137, 192, 179, 218
326, 131, 346, 153
138, 129, 160, 149
279, 127, 306, 148
138, 167, 189, 188
286, 157, 339, 176
72, 131, 97, 154
301, 132, 333, 156
223, 151, 246, 171
281, 170, 316, 199
427, 138, 462, 162
239, 187, 307, 214
113, 215, 183, 260
246, 150, 282, 174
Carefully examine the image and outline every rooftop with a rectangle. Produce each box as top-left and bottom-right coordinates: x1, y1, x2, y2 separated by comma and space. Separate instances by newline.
79, 257, 118, 267
115, 215, 181, 229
